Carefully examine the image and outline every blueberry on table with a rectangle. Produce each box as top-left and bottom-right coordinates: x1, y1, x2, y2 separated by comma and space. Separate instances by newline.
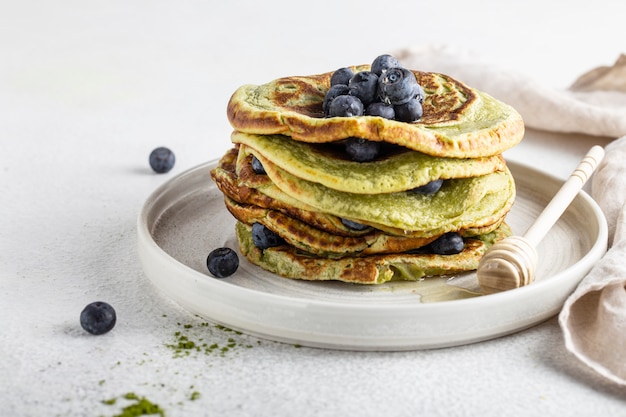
207, 247, 239, 278
149, 147, 175, 173
365, 102, 395, 119
330, 67, 354, 86
251, 222, 284, 250
345, 137, 380, 162
348, 71, 379, 106
394, 98, 423, 122
371, 54, 401, 76
429, 233, 465, 255
410, 179, 443, 195
328, 95, 364, 117
80, 301, 116, 335
378, 67, 420, 106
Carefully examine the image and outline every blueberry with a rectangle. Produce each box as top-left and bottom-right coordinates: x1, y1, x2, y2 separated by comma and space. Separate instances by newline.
378, 67, 420, 106
251, 155, 266, 174
323, 84, 350, 115
330, 67, 354, 86
365, 102, 395, 119
410, 179, 443, 195
340, 218, 370, 231
207, 247, 239, 278
348, 71, 379, 106
371, 54, 400, 76
251, 222, 284, 250
149, 146, 175, 174
415, 83, 425, 104
429, 233, 464, 255
80, 301, 116, 335
345, 138, 380, 162
328, 95, 364, 117
394, 98, 423, 122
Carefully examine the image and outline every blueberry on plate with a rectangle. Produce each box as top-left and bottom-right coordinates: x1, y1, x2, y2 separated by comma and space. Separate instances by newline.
429, 233, 465, 255
365, 102, 395, 119
207, 247, 239, 278
330, 67, 354, 86
378, 67, 420, 106
251, 155, 266, 175
80, 301, 116, 335
149, 146, 175, 174
394, 98, 423, 122
371, 54, 401, 76
348, 71, 379, 106
328, 95, 364, 117
323, 84, 350, 115
345, 137, 380, 162
410, 179, 443, 195
251, 222, 284, 250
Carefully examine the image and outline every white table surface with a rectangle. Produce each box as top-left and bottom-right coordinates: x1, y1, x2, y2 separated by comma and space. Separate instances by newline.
2, 1, 625, 416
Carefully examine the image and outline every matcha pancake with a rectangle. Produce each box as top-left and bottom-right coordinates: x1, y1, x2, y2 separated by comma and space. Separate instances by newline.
235, 221, 512, 284
211, 148, 369, 237
232, 131, 507, 194
224, 197, 438, 258
224, 197, 505, 259
212, 149, 508, 240
246, 152, 516, 235
227, 66, 524, 158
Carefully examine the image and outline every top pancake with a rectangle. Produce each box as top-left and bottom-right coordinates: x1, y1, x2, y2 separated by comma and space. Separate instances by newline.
227, 65, 525, 158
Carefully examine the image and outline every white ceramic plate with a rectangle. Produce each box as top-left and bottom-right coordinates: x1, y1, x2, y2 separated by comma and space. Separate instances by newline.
137, 160, 607, 350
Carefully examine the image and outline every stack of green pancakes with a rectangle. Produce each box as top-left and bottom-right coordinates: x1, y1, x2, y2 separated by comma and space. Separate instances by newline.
211, 60, 524, 284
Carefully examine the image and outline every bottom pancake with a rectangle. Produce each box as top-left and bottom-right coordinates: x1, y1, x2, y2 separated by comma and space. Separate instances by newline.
235, 221, 512, 285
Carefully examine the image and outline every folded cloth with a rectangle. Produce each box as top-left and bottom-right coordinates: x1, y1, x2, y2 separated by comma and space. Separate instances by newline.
591, 136, 626, 245
396, 45, 626, 386
559, 202, 626, 386
559, 137, 626, 386
395, 45, 626, 138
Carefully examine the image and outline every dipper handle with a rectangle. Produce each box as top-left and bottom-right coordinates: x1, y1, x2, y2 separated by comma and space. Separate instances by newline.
523, 145, 605, 246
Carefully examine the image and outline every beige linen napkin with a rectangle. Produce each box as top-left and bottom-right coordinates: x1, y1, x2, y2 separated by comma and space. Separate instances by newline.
397, 45, 626, 385
560, 198, 626, 385
560, 136, 626, 386
396, 45, 626, 137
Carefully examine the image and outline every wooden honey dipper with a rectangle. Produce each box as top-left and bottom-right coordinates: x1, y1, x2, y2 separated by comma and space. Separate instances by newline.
477, 145, 605, 294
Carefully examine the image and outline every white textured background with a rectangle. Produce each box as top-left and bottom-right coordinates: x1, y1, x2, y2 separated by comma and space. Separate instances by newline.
1, 1, 625, 416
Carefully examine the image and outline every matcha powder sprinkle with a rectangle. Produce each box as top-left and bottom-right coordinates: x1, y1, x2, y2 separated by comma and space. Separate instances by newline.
165, 322, 253, 358
102, 393, 165, 417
